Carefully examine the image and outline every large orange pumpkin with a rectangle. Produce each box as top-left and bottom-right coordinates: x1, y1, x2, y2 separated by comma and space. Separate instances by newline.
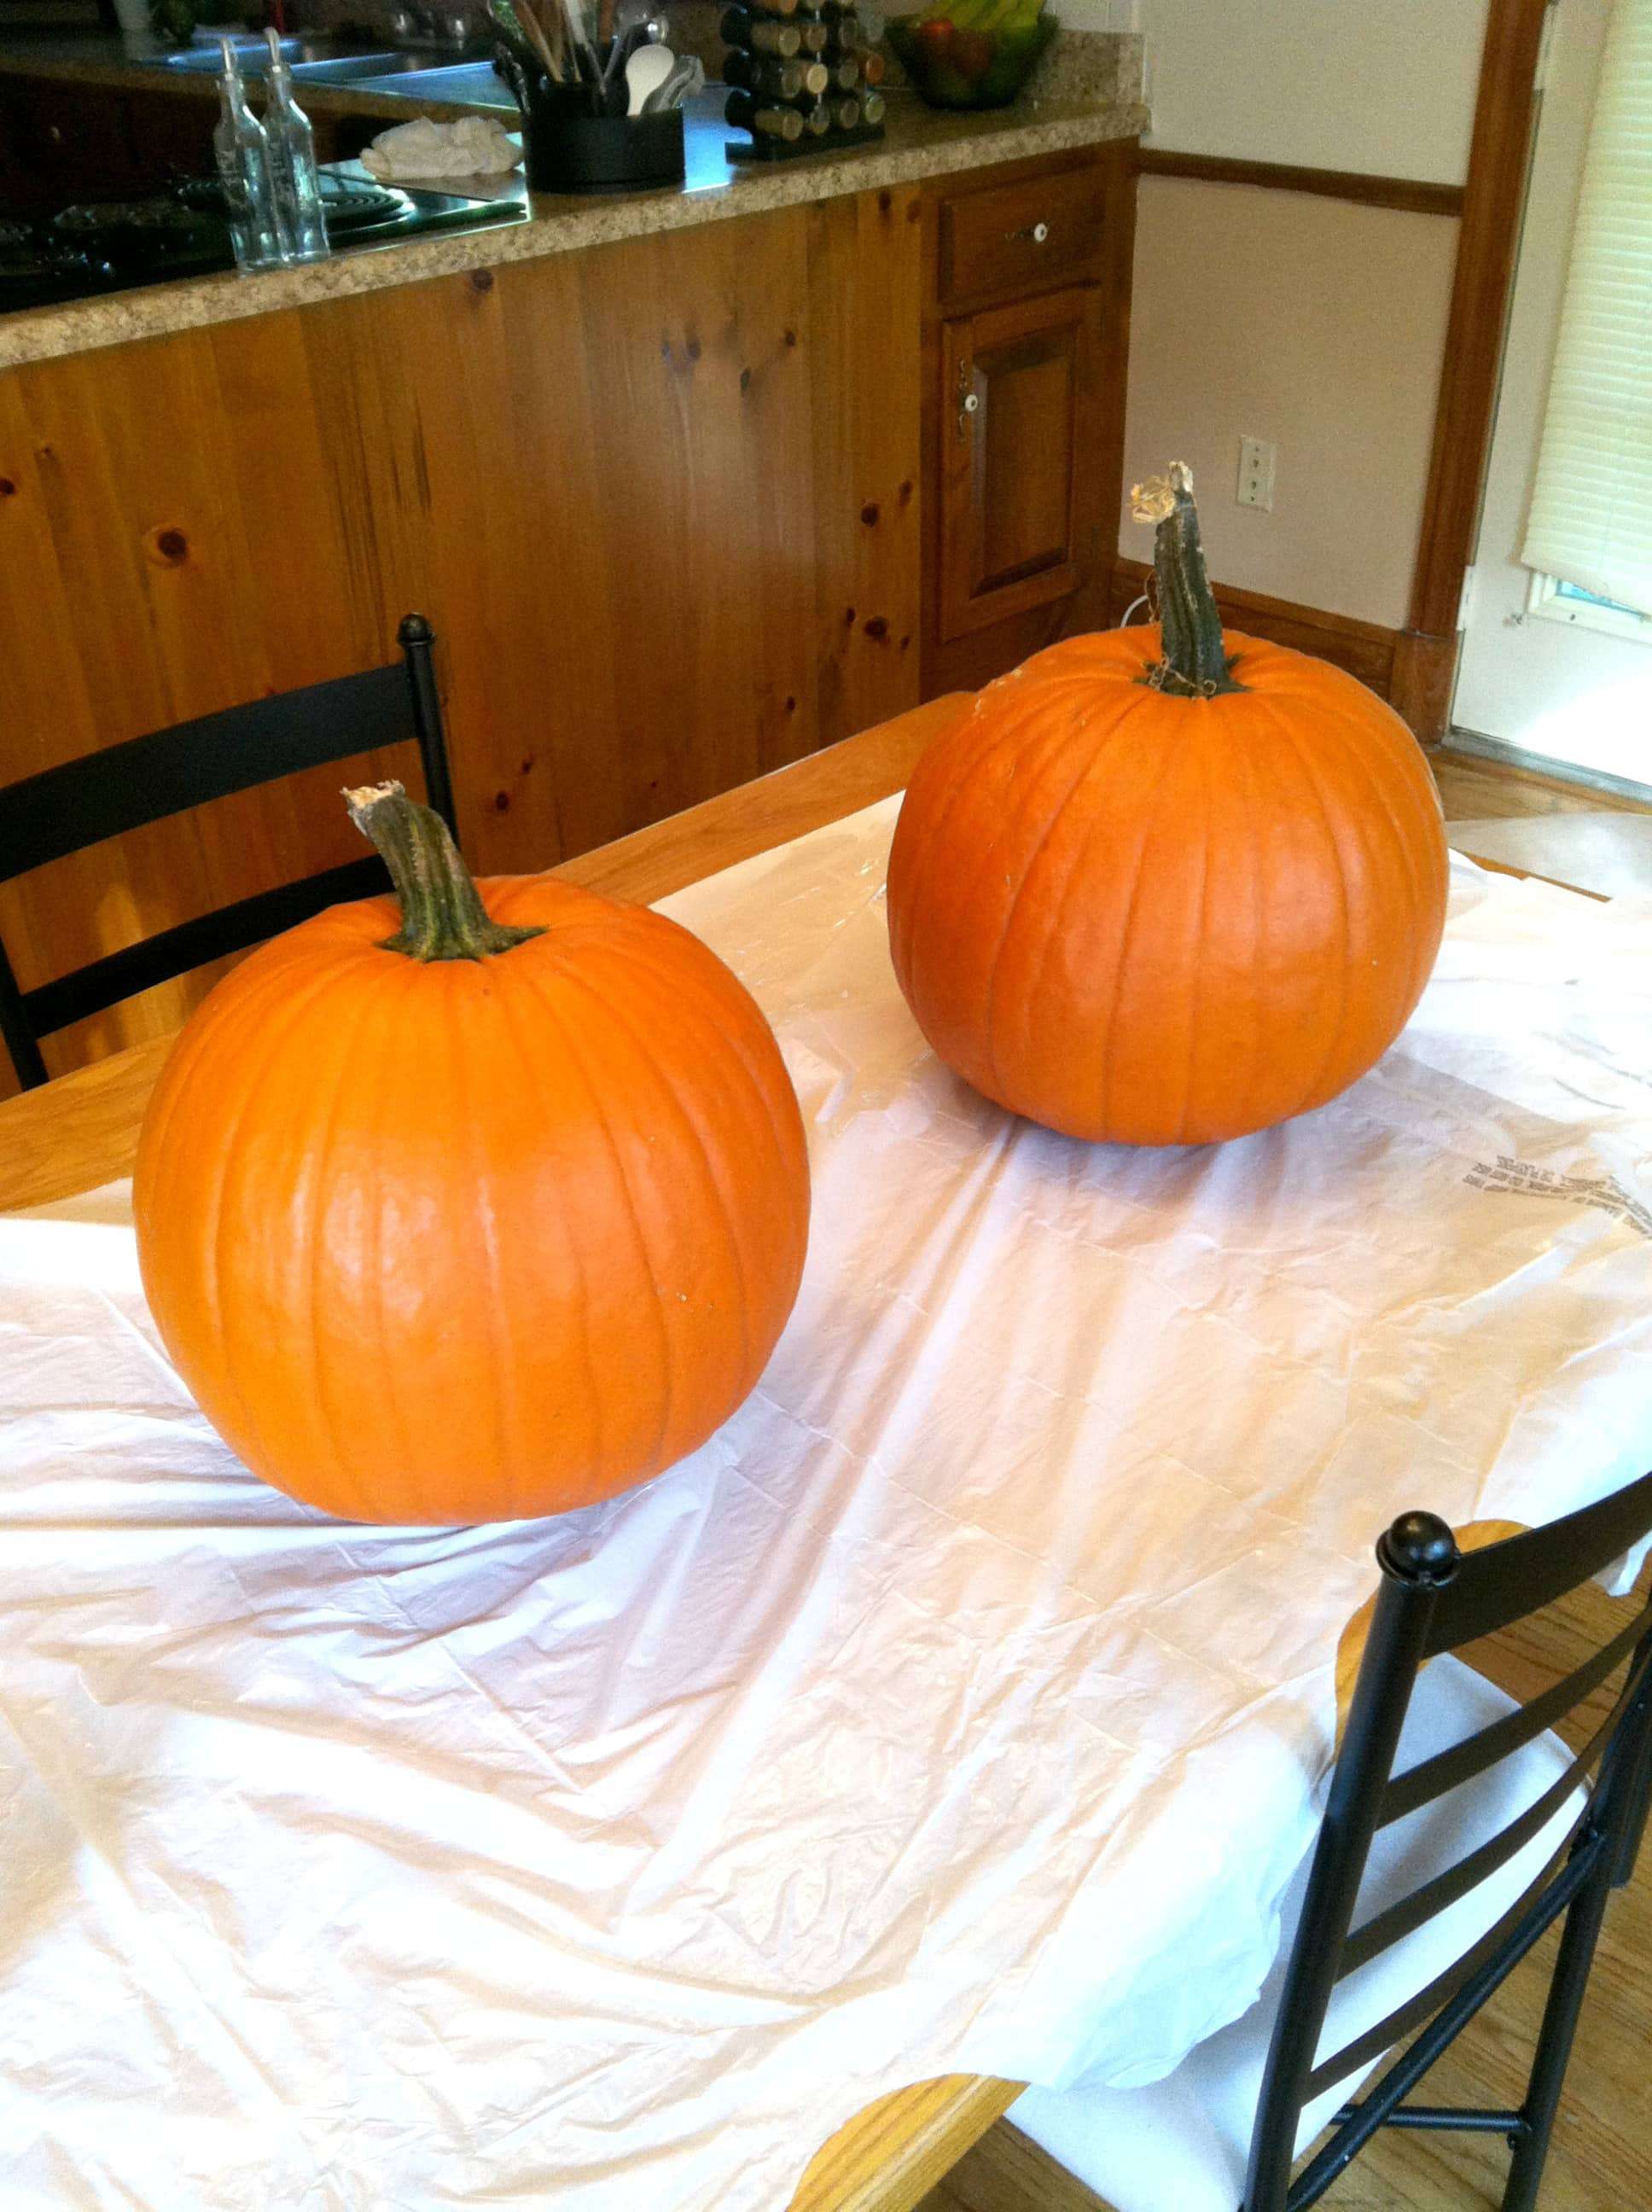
887, 464, 1450, 1146
134, 783, 810, 1524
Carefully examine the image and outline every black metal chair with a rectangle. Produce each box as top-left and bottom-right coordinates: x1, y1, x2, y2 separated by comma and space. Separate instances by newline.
0, 614, 457, 1091
1015, 1473, 1652, 2212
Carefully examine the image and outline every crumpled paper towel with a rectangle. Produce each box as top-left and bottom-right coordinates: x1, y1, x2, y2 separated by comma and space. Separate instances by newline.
361, 114, 521, 181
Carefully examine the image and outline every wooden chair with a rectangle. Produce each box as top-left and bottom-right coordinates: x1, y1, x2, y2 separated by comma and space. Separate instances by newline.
0, 615, 457, 1092
1014, 1475, 1652, 2212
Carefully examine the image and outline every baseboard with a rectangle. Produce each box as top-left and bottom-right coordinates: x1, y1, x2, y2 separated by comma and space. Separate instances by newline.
1437, 730, 1652, 807
1108, 558, 1421, 724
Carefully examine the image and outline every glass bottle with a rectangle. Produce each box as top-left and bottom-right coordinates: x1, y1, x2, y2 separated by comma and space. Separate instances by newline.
213, 39, 282, 271
261, 28, 330, 265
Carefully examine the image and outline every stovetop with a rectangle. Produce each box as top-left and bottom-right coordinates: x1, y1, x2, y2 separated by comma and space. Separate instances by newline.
0, 166, 526, 317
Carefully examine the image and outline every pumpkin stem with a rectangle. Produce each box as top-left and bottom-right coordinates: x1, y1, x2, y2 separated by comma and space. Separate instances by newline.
344, 782, 544, 963
1131, 462, 1244, 698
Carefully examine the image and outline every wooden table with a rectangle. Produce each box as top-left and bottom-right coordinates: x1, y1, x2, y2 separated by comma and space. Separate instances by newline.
0, 701, 1556, 2212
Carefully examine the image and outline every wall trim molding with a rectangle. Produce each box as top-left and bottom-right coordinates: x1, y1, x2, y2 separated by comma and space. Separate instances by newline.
1403, 0, 1552, 741
1108, 557, 1406, 709
1135, 148, 1466, 218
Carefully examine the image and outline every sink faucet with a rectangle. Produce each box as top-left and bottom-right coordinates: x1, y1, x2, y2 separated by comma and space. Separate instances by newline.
386, 0, 480, 50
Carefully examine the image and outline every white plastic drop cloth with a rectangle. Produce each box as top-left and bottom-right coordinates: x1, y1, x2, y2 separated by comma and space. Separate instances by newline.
2, 805, 1650, 2212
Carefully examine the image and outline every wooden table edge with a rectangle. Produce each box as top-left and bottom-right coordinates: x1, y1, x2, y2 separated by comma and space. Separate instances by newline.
0, 698, 967, 1219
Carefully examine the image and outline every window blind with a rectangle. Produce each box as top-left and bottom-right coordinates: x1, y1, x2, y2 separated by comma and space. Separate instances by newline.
1521, 0, 1652, 615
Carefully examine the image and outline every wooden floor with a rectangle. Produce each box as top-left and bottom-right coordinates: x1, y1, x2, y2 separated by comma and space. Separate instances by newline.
919, 748, 1652, 2212
1430, 748, 1652, 822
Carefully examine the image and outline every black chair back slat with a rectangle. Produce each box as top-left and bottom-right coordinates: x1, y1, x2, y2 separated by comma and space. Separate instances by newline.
0, 618, 453, 1091
1241, 1485, 1652, 2211
0, 939, 49, 1091
1340, 1763, 1594, 1982
0, 665, 414, 887
1303, 1831, 1599, 2102
1382, 1599, 1652, 1827
20, 859, 392, 1039
1424, 1468, 1652, 1658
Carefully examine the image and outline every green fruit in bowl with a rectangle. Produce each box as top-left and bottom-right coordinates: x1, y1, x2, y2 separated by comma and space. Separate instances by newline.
889, 3, 1056, 108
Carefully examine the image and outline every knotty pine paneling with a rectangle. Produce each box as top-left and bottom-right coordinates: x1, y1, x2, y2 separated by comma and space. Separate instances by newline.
0, 188, 923, 1086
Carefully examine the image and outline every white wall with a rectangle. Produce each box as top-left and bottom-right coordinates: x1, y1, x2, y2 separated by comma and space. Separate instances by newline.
1120, 182, 1461, 626
1066, 0, 1490, 185
1098, 0, 1492, 627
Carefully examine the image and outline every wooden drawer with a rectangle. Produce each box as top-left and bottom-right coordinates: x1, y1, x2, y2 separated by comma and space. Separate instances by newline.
937, 162, 1108, 306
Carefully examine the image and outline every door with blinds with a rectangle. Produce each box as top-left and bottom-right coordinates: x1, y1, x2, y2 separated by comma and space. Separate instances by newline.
1454, 0, 1652, 789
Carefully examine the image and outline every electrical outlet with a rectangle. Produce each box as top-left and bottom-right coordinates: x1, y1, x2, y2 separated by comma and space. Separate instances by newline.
1236, 436, 1276, 512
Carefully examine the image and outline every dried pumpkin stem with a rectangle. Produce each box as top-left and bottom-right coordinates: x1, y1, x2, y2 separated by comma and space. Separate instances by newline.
345, 781, 544, 963
1130, 462, 1244, 699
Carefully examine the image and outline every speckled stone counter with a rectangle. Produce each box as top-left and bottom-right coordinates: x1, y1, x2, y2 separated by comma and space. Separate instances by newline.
0, 34, 1143, 371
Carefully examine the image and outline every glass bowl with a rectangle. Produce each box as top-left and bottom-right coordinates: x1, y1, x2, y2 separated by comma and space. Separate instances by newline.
886, 9, 1057, 111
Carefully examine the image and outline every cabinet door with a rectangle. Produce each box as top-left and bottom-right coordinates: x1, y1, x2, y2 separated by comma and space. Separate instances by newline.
0, 82, 153, 209
938, 285, 1105, 643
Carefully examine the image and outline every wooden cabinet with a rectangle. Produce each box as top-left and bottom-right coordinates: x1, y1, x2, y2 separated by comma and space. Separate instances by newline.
936, 160, 1111, 308
939, 285, 1104, 642
0, 185, 923, 1088
0, 73, 366, 212
0, 140, 1135, 1092
921, 143, 1136, 698
0, 80, 152, 211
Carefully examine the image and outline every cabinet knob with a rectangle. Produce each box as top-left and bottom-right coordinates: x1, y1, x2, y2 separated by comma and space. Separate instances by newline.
955, 361, 980, 438
1009, 219, 1050, 244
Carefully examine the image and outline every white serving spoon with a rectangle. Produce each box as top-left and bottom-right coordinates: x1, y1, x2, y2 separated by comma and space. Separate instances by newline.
624, 38, 676, 114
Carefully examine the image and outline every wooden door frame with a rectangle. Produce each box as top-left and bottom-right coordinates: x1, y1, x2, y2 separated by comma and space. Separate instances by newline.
1389, 0, 1553, 741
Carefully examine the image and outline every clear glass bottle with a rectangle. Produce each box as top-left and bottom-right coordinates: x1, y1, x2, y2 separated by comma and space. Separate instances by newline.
213, 38, 282, 271
261, 28, 330, 265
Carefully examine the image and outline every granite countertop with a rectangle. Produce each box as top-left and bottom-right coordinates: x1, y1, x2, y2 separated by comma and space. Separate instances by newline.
0, 32, 1144, 371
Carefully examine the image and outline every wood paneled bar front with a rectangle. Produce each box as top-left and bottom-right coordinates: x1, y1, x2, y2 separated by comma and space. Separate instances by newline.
0, 135, 1138, 1095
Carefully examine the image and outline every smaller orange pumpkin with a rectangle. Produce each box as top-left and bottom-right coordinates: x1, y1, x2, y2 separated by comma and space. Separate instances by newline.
887, 463, 1450, 1146
134, 783, 810, 1525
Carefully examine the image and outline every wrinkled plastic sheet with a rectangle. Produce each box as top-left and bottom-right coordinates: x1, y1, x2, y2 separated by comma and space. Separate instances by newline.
2, 805, 1649, 2212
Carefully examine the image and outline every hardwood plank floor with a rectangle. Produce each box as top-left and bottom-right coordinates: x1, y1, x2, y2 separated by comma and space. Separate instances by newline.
916, 748, 1652, 2212
1431, 748, 1652, 823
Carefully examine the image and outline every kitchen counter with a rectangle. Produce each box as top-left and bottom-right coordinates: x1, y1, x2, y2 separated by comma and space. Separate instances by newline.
0, 32, 1143, 369
0, 32, 517, 119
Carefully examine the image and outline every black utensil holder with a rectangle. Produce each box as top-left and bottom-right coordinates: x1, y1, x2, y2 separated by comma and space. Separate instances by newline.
525, 95, 686, 193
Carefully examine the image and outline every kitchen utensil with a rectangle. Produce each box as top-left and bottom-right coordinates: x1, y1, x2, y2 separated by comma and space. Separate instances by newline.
624, 38, 675, 113
498, 0, 564, 77
640, 50, 701, 108
491, 39, 537, 108
598, 20, 642, 102
551, 0, 602, 86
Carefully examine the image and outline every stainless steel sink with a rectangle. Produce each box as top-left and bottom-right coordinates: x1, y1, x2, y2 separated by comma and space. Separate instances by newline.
154, 34, 349, 71
336, 61, 516, 105
153, 34, 471, 75
289, 51, 460, 82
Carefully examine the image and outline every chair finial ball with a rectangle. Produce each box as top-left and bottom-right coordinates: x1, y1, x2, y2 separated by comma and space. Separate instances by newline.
1382, 1510, 1460, 1584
